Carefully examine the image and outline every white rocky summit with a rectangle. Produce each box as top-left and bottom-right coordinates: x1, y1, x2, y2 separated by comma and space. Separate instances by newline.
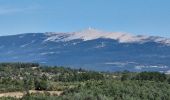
45, 28, 170, 45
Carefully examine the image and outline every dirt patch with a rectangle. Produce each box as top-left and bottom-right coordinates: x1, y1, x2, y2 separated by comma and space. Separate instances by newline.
0, 90, 63, 98
0, 92, 24, 98
29, 90, 63, 96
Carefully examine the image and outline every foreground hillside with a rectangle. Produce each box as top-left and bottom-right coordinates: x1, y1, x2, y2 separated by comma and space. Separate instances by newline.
0, 63, 170, 100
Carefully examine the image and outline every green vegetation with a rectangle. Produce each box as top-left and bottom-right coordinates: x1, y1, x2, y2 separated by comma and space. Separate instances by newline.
0, 63, 170, 100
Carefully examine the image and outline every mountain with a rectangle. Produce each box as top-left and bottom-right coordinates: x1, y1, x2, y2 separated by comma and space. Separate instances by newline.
0, 28, 170, 72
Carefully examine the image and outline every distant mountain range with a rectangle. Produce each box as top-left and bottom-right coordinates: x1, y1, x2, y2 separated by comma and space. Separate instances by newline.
0, 28, 170, 72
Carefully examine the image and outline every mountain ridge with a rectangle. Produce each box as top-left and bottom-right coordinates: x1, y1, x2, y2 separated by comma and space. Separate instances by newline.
0, 29, 170, 72
2, 28, 170, 45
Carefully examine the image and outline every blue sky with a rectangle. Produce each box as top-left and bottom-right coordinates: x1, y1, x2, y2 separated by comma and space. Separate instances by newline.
0, 0, 170, 37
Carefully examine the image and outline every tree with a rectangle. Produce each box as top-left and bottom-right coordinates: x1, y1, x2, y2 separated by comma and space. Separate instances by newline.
34, 78, 48, 90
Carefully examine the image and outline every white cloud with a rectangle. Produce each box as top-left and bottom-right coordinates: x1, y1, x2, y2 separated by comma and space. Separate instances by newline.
0, 6, 39, 15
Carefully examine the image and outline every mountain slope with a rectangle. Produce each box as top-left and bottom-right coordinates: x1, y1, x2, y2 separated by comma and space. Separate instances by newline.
0, 29, 170, 72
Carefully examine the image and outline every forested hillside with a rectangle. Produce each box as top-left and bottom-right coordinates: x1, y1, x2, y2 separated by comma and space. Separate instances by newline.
0, 63, 170, 100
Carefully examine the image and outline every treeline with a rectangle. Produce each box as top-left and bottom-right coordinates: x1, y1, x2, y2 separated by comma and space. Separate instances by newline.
0, 62, 39, 68
121, 71, 169, 82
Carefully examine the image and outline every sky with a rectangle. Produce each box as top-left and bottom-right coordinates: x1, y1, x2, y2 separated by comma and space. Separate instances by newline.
0, 0, 170, 37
